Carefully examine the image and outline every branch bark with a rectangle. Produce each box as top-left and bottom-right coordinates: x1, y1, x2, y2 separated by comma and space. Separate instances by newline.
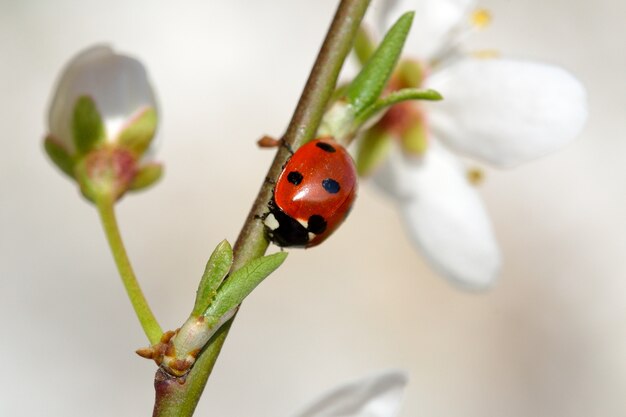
152, 0, 371, 415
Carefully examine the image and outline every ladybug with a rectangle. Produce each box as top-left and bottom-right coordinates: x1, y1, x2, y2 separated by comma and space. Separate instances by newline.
265, 137, 358, 248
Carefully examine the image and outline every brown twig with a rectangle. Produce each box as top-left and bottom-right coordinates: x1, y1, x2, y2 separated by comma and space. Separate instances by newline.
152, 1, 371, 415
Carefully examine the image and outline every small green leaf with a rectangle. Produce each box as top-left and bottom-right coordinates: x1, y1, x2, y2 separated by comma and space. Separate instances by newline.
117, 107, 157, 156
44, 136, 75, 178
192, 240, 234, 316
72, 95, 106, 155
317, 101, 355, 140
345, 12, 414, 116
356, 127, 392, 177
330, 83, 350, 103
355, 88, 442, 126
204, 252, 288, 321
129, 163, 163, 191
353, 26, 375, 66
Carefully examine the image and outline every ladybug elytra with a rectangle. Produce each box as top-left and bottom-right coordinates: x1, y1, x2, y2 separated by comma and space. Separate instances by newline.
265, 137, 358, 248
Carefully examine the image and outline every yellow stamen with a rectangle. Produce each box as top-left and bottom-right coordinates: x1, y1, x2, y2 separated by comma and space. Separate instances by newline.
471, 49, 500, 59
467, 167, 485, 185
472, 9, 492, 29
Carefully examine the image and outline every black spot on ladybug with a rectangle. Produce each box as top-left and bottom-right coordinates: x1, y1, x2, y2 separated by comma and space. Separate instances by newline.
287, 171, 303, 185
322, 178, 340, 194
307, 215, 327, 234
316, 142, 336, 153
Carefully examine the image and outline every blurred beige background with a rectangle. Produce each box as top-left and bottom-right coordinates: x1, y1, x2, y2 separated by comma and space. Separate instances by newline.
1, 0, 625, 416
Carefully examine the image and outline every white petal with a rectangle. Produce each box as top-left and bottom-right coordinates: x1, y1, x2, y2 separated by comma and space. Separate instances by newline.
292, 370, 408, 417
48, 44, 157, 151
373, 0, 476, 61
426, 58, 588, 167
381, 143, 500, 288
370, 139, 426, 201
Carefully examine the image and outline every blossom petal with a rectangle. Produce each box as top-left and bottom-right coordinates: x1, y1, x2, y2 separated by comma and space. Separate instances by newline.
374, 0, 476, 61
426, 58, 588, 167
48, 45, 157, 151
370, 137, 425, 201
374, 144, 500, 288
292, 370, 407, 417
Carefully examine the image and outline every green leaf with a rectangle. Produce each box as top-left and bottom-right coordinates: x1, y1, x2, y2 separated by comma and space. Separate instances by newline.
117, 107, 157, 156
356, 127, 392, 177
330, 83, 350, 103
354, 88, 442, 126
204, 252, 288, 321
192, 240, 234, 316
129, 163, 163, 191
44, 136, 75, 178
72, 95, 106, 155
317, 101, 355, 140
353, 26, 375, 66
345, 12, 414, 116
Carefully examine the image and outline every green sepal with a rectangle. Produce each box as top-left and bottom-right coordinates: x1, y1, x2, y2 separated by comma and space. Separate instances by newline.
345, 12, 414, 116
117, 107, 157, 156
353, 26, 375, 66
74, 156, 102, 203
44, 135, 75, 178
356, 127, 392, 177
204, 252, 288, 322
74, 148, 139, 203
355, 88, 442, 126
129, 163, 163, 191
401, 120, 429, 156
72, 95, 106, 155
192, 240, 234, 316
396, 59, 425, 89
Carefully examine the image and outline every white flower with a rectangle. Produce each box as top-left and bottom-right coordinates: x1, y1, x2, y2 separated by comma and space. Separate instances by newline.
291, 370, 407, 417
367, 0, 587, 289
48, 44, 158, 153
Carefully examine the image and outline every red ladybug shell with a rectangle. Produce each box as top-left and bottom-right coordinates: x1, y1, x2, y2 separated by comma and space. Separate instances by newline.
268, 137, 357, 248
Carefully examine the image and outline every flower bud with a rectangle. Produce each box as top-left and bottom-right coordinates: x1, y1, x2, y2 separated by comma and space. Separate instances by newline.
44, 45, 162, 201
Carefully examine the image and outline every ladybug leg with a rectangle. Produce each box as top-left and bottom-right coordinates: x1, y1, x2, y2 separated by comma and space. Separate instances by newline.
255, 197, 275, 221
280, 138, 294, 155
255, 211, 270, 221
265, 176, 276, 185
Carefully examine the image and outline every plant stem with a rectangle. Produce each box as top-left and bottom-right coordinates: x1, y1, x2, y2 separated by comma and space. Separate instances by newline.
232, 0, 372, 268
96, 195, 163, 345
152, 0, 371, 415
